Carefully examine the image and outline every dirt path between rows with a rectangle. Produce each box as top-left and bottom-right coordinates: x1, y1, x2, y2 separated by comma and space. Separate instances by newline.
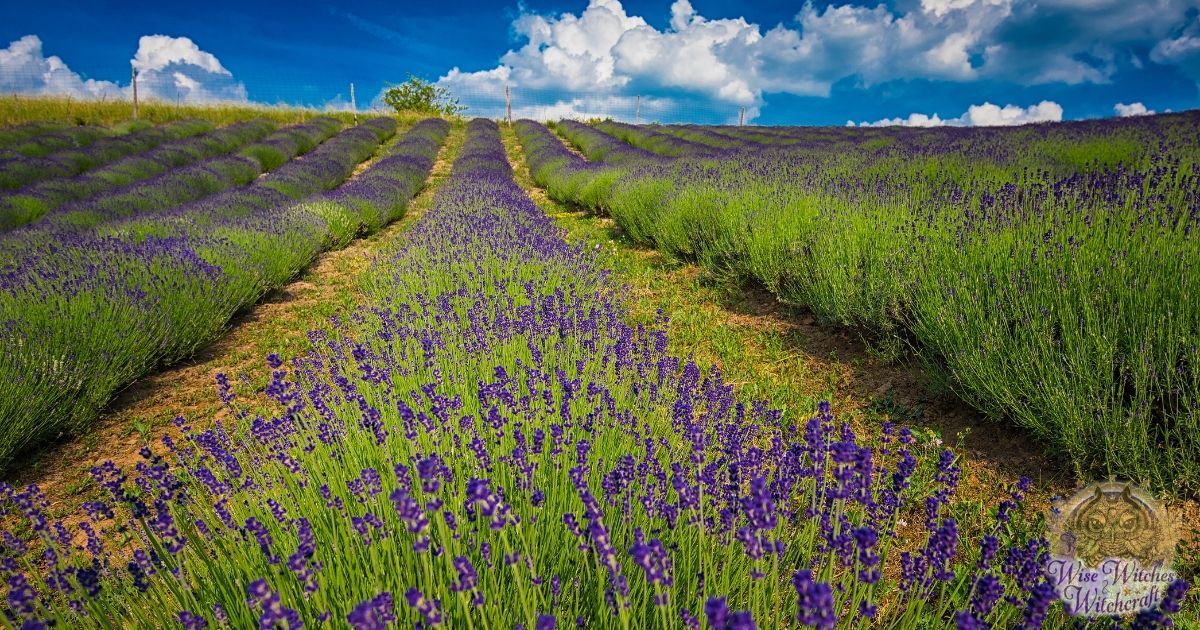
6, 123, 464, 524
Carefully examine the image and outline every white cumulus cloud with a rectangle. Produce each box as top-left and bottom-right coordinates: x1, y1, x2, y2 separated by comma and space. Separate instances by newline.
435, 0, 1200, 122
1114, 102, 1155, 116
0, 35, 123, 99
848, 112, 952, 127
0, 34, 246, 103
961, 100, 1063, 126
131, 35, 247, 102
132, 35, 230, 75
851, 100, 1064, 127
515, 93, 675, 121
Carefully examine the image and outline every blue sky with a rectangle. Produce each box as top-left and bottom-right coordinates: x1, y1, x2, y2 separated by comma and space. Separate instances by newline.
2, 0, 1199, 125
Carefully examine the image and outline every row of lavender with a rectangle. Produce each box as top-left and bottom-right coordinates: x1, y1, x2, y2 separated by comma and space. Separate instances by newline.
0, 122, 118, 158
0, 117, 1185, 628
0, 119, 213, 191
593, 121, 727, 157
642, 124, 767, 151
671, 116, 1195, 176
0, 121, 72, 150
528, 114, 1200, 494
0, 119, 278, 230
299, 117, 451, 244
0, 117, 447, 471
20, 117, 346, 232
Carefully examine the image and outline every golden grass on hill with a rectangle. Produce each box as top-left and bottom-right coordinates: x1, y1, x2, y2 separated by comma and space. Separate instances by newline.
0, 94, 434, 127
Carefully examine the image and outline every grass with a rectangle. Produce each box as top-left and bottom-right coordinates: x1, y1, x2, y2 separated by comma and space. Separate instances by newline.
0, 94, 377, 126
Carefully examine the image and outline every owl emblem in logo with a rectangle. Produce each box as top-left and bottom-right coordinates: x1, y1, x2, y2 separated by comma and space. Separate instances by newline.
1046, 480, 1181, 617
1064, 484, 1158, 567
1049, 480, 1177, 569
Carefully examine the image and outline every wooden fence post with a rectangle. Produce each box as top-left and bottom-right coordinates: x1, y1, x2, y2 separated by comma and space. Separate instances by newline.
131, 65, 139, 119
505, 85, 512, 125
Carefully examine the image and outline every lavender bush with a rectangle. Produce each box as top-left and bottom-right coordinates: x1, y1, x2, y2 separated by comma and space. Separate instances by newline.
645, 125, 765, 151
593, 121, 721, 158
301, 117, 450, 242
553, 120, 657, 165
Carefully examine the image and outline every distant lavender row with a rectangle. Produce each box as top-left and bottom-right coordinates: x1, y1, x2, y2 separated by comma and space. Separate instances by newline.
705, 116, 1191, 170
514, 119, 613, 205
0, 122, 115, 158
0, 119, 278, 230
0, 121, 67, 149
0, 116, 437, 471
133, 117, 400, 230
650, 125, 770, 151
0, 118, 397, 277
554, 120, 658, 164
304, 117, 451, 239
0, 119, 212, 191
17, 117, 344, 232
594, 120, 723, 158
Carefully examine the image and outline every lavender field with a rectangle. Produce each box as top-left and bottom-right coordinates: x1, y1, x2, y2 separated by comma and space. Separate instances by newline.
0, 110, 1194, 629
528, 114, 1200, 493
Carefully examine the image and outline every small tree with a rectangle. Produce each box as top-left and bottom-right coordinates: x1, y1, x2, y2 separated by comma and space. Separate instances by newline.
382, 75, 465, 116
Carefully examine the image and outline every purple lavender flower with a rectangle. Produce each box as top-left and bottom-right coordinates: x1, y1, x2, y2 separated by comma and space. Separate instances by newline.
244, 516, 279, 564
628, 529, 673, 589
1014, 582, 1055, 629
347, 592, 396, 630
246, 579, 303, 629
955, 611, 987, 630
177, 610, 209, 629
792, 570, 835, 630
288, 518, 319, 595
1160, 578, 1190, 614
680, 608, 700, 630
852, 526, 881, 584
6, 573, 37, 616
705, 596, 731, 628
729, 611, 757, 630
404, 587, 442, 626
